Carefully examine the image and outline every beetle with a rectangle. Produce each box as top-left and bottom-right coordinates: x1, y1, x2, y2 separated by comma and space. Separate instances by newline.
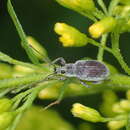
29, 45, 109, 87
29, 46, 110, 109
52, 57, 109, 87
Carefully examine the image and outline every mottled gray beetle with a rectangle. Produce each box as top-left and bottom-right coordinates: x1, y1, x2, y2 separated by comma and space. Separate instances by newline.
53, 57, 109, 87
29, 45, 109, 87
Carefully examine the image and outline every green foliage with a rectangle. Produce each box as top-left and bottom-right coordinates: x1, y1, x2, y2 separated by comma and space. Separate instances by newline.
0, 0, 130, 129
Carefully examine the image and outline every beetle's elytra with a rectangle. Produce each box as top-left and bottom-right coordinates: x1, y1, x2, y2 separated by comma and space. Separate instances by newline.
75, 60, 109, 81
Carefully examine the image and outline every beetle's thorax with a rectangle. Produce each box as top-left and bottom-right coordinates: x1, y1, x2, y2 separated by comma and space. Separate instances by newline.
55, 63, 76, 77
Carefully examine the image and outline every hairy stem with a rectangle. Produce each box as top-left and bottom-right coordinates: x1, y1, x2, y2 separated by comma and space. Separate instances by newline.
97, 34, 108, 61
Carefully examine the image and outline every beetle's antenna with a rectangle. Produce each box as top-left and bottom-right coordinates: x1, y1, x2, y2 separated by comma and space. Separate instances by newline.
29, 44, 58, 74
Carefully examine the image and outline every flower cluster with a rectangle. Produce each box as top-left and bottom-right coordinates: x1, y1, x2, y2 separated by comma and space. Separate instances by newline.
71, 90, 130, 130
54, 0, 130, 47
2, 0, 130, 129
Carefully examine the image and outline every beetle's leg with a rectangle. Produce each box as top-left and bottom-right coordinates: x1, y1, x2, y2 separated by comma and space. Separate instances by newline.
52, 57, 66, 66
79, 80, 90, 88
43, 79, 70, 110
92, 81, 103, 84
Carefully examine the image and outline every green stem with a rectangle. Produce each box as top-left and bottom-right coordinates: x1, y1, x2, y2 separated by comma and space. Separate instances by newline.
113, 51, 130, 75
0, 51, 50, 72
97, 34, 108, 61
16, 90, 39, 112
8, 113, 23, 130
57, 79, 71, 102
0, 73, 51, 89
88, 38, 113, 54
15, 81, 57, 113
0, 88, 12, 98
97, 0, 108, 15
102, 115, 127, 122
7, 0, 39, 64
93, 8, 105, 19
126, 113, 130, 130
111, 32, 130, 75
12, 89, 33, 110
111, 32, 119, 49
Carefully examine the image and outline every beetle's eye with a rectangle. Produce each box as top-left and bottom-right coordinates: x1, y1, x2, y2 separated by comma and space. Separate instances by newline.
61, 70, 66, 74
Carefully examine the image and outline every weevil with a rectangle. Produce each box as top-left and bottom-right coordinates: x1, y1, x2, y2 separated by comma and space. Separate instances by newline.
29, 45, 109, 86
29, 45, 110, 109
52, 57, 109, 87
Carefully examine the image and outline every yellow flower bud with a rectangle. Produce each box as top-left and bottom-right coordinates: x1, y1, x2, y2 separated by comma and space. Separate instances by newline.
0, 98, 13, 113
56, 0, 96, 13
27, 36, 48, 60
120, 99, 130, 111
54, 23, 88, 47
0, 112, 16, 129
0, 63, 13, 79
89, 17, 117, 38
112, 103, 125, 113
13, 65, 35, 77
71, 103, 104, 122
38, 82, 62, 99
107, 120, 126, 130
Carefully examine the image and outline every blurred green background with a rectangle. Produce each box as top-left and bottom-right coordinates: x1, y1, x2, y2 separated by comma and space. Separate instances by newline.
0, 0, 130, 130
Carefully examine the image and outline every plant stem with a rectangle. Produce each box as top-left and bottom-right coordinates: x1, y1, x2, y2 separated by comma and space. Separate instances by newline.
126, 113, 130, 130
0, 73, 51, 89
0, 88, 12, 98
8, 113, 23, 130
111, 32, 130, 75
15, 81, 57, 113
103, 115, 127, 122
0, 51, 50, 72
88, 38, 113, 54
97, 34, 108, 61
93, 8, 105, 19
7, 0, 39, 64
113, 51, 130, 75
97, 0, 108, 15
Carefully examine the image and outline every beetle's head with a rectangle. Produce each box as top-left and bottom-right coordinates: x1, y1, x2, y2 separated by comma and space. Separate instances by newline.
54, 64, 75, 77
54, 66, 66, 75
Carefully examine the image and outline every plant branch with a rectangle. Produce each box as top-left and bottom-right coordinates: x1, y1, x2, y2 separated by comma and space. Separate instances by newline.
97, 34, 108, 61
7, 0, 39, 64
87, 38, 113, 54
